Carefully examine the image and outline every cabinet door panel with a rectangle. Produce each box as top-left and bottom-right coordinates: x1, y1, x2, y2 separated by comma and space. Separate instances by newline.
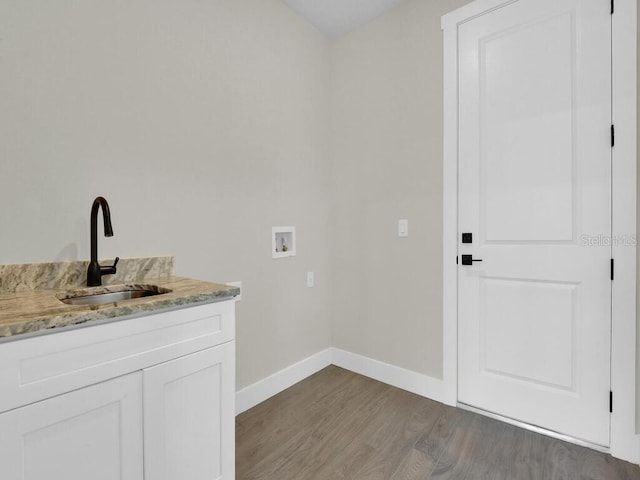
0, 373, 143, 480
143, 343, 235, 480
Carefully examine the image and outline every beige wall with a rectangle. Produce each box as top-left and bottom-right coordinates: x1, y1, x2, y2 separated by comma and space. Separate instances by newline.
0, 0, 332, 390
2, 0, 637, 412
329, 0, 471, 378
332, 0, 640, 432
330, 0, 640, 431
330, 0, 640, 429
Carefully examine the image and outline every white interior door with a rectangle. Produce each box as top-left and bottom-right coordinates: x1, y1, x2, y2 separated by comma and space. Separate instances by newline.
457, 0, 612, 447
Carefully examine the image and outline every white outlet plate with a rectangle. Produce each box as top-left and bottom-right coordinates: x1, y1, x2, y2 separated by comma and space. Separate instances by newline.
227, 281, 242, 301
306, 272, 314, 288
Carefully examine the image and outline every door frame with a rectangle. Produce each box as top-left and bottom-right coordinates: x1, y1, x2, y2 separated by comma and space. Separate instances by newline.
442, 0, 638, 464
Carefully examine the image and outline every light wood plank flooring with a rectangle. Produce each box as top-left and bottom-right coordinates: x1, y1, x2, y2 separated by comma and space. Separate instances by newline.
236, 366, 640, 480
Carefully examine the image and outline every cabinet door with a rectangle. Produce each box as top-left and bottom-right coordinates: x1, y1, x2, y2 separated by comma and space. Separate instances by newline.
0, 372, 143, 480
143, 342, 235, 480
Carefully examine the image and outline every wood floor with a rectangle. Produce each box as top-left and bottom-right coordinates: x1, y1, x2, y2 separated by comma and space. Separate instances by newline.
236, 366, 640, 480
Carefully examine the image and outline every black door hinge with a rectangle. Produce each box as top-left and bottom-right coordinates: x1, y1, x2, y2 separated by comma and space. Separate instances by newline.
611, 0, 614, 15
611, 258, 614, 280
610, 391, 613, 413
456, 256, 458, 265
611, 125, 615, 147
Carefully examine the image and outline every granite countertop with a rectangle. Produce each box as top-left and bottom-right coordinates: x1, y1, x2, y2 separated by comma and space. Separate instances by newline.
0, 257, 239, 339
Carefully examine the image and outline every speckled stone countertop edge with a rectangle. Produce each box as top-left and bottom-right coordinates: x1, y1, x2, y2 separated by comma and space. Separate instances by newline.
0, 287, 238, 341
0, 259, 239, 340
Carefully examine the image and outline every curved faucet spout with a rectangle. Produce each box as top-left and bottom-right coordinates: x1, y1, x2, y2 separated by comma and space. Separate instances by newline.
87, 196, 118, 286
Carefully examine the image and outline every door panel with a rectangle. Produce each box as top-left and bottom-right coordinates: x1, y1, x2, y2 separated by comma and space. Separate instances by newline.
481, 277, 577, 389
482, 11, 576, 243
143, 343, 235, 480
0, 373, 143, 480
458, 0, 611, 447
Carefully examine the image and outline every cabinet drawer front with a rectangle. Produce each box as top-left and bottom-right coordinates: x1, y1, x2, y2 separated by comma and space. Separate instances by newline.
0, 300, 235, 413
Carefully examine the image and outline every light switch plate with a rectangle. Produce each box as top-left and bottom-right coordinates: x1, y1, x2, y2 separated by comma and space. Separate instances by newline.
307, 272, 314, 288
398, 219, 409, 237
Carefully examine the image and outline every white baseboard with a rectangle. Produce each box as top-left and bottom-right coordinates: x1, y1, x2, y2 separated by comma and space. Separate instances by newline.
331, 348, 447, 404
236, 347, 447, 415
235, 349, 332, 415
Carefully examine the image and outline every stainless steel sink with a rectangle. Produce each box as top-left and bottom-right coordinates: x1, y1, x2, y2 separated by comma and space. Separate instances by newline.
57, 285, 171, 306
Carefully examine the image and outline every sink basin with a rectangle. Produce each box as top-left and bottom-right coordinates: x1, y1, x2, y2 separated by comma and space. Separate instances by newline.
57, 285, 172, 306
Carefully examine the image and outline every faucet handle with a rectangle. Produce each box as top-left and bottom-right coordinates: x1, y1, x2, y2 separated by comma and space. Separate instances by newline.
100, 256, 120, 275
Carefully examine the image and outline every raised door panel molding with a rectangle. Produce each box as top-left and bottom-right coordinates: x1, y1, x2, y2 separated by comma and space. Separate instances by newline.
0, 300, 235, 414
143, 343, 235, 480
0, 372, 144, 480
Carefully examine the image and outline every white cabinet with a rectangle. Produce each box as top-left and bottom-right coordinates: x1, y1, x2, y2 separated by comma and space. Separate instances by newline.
0, 300, 235, 480
0, 373, 144, 480
144, 343, 235, 480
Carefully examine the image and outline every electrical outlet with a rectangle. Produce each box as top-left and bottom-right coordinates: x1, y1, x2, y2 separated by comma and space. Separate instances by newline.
227, 281, 242, 301
307, 272, 314, 288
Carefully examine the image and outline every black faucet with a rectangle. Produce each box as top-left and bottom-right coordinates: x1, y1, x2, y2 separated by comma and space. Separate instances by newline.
87, 196, 119, 286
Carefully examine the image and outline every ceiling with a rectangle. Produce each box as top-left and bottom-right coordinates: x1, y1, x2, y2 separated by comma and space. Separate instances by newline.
283, 0, 413, 39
